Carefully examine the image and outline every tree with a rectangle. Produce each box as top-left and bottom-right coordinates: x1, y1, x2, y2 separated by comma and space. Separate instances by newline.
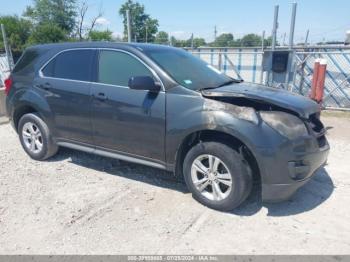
0, 15, 32, 51
24, 0, 77, 34
240, 33, 261, 47
209, 33, 273, 47
168, 36, 206, 48
192, 38, 206, 48
75, 1, 103, 41
170, 36, 187, 47
119, 0, 158, 42
27, 23, 67, 44
264, 36, 273, 47
89, 30, 113, 41
169, 36, 176, 46
154, 31, 168, 44
212, 33, 234, 47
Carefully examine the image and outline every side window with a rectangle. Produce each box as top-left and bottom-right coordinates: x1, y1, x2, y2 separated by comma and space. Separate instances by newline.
42, 49, 94, 81
98, 50, 153, 86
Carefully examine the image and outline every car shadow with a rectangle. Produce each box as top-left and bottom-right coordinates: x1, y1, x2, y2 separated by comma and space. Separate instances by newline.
232, 167, 334, 217
49, 148, 334, 216
48, 147, 189, 194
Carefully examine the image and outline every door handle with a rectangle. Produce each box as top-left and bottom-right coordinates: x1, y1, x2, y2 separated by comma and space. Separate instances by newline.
95, 92, 108, 101
37, 82, 51, 91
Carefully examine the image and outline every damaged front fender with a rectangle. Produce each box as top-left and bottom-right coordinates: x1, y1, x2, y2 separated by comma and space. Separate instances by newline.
165, 86, 284, 168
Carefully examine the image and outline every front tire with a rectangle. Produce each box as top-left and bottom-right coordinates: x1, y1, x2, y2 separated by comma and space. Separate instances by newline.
183, 142, 252, 211
18, 113, 58, 160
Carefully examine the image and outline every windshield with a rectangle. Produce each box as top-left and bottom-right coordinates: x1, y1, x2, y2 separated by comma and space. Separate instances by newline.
144, 48, 235, 90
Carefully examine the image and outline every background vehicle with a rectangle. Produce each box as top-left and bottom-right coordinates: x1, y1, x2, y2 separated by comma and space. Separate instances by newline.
5, 42, 329, 211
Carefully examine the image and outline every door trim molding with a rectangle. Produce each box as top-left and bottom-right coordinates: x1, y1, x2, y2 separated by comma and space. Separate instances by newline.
57, 141, 167, 170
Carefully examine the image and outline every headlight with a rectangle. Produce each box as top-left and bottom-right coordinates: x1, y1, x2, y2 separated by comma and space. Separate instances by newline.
260, 111, 308, 139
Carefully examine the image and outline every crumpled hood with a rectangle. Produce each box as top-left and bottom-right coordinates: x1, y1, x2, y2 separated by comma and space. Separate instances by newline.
201, 82, 320, 118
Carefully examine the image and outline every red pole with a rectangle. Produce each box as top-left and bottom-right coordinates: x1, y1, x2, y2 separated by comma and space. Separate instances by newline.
310, 59, 320, 100
315, 59, 327, 103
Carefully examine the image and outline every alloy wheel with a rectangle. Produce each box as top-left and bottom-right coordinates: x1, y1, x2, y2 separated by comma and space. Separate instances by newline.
191, 154, 233, 201
22, 122, 43, 154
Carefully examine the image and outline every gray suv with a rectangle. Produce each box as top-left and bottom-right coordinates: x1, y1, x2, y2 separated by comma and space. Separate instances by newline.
5, 42, 329, 211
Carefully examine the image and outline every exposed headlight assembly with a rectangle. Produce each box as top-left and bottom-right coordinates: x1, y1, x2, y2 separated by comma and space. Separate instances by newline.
235, 106, 259, 125
260, 111, 308, 140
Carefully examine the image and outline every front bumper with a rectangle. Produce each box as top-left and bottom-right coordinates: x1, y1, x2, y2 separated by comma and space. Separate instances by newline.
255, 135, 330, 202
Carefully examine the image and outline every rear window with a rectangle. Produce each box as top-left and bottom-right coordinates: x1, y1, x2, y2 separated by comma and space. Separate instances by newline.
42, 49, 94, 82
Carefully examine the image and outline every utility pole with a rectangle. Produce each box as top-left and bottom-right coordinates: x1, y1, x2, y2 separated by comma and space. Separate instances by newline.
170, 34, 173, 46
126, 10, 131, 42
283, 32, 286, 46
190, 33, 194, 49
145, 25, 148, 43
261, 30, 265, 50
214, 25, 217, 42
304, 29, 309, 46
288, 2, 297, 50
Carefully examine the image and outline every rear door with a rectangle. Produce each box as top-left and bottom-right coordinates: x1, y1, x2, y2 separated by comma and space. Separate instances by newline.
36, 49, 96, 144
90, 49, 166, 162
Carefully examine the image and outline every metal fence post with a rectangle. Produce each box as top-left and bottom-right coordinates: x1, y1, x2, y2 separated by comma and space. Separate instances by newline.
286, 2, 297, 90
1, 24, 13, 72
268, 5, 279, 86
288, 3, 297, 50
126, 10, 132, 43
298, 52, 307, 95
271, 5, 279, 51
304, 29, 309, 46
260, 30, 265, 84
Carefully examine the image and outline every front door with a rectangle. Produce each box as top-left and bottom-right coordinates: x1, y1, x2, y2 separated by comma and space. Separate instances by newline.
91, 50, 166, 162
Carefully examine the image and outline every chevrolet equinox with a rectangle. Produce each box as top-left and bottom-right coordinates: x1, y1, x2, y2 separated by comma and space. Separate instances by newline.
5, 42, 329, 211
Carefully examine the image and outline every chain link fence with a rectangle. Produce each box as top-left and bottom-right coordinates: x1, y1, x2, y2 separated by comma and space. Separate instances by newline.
189, 46, 350, 110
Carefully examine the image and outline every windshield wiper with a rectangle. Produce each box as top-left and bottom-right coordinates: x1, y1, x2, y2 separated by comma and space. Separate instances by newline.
217, 79, 243, 87
199, 86, 220, 91
199, 79, 243, 91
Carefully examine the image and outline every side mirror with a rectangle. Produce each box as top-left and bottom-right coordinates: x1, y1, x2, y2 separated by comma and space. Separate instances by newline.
128, 76, 161, 92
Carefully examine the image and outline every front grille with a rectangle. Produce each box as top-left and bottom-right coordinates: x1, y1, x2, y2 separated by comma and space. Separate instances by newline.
307, 113, 327, 148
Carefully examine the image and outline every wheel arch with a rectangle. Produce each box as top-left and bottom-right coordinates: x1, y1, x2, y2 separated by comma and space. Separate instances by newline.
11, 89, 53, 133
174, 129, 261, 184
13, 105, 41, 132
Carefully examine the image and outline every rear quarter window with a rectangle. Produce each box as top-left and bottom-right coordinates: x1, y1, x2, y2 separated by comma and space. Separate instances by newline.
42, 49, 95, 82
12, 49, 40, 74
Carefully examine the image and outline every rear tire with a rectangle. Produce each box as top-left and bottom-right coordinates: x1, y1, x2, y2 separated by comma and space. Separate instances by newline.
18, 113, 58, 160
183, 141, 252, 211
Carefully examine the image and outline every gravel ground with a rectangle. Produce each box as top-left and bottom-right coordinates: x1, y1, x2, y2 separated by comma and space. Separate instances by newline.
0, 115, 349, 255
